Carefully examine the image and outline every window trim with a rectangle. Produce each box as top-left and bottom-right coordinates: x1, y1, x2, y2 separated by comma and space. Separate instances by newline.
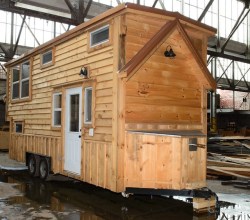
87, 23, 112, 53
40, 47, 55, 69
14, 121, 24, 134
11, 59, 32, 102
84, 87, 93, 124
11, 67, 20, 100
52, 92, 62, 128
83, 80, 96, 128
90, 24, 109, 47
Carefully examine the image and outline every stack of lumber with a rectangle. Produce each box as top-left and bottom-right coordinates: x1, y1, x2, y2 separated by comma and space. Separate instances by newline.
207, 139, 250, 180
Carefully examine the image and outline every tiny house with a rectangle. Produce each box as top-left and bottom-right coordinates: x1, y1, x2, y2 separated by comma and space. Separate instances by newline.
5, 3, 217, 210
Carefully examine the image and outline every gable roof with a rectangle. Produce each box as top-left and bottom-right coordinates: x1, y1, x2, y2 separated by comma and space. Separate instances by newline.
5, 3, 216, 68
118, 19, 216, 91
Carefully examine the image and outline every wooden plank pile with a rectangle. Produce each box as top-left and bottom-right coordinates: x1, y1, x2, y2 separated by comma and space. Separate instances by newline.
207, 139, 250, 183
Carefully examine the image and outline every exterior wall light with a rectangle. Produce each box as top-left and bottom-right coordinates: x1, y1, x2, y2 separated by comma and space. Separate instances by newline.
79, 66, 88, 78
164, 45, 176, 58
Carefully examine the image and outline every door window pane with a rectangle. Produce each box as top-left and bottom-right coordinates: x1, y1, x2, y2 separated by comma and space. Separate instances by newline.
70, 94, 79, 132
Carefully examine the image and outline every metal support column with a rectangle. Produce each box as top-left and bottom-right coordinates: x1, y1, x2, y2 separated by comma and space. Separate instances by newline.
210, 58, 217, 133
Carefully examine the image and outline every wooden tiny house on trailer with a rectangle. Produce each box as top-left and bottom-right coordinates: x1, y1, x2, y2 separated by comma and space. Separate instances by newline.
5, 3, 217, 210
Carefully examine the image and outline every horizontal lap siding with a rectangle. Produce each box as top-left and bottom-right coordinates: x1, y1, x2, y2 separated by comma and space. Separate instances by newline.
125, 13, 166, 62
8, 32, 114, 141
8, 27, 115, 182
125, 23, 202, 127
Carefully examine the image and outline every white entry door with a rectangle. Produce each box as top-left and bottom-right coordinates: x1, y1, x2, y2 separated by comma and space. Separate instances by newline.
64, 87, 82, 175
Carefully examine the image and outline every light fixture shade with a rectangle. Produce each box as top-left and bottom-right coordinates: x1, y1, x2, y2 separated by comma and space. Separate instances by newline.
164, 46, 176, 58
79, 67, 88, 78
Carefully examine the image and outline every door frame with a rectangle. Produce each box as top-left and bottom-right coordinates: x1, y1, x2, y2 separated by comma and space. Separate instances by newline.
62, 84, 83, 175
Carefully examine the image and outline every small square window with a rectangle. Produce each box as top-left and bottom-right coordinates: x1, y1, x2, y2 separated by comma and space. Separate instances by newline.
40, 49, 54, 68
15, 122, 23, 133
42, 50, 53, 65
90, 25, 109, 47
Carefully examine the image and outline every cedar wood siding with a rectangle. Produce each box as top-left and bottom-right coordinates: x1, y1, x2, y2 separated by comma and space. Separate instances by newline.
7, 16, 118, 191
124, 10, 215, 131
5, 4, 216, 193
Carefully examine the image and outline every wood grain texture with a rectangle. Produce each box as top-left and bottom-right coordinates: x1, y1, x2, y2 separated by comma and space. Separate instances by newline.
125, 132, 207, 190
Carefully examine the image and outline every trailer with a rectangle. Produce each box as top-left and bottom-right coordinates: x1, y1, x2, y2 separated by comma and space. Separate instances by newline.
5, 3, 217, 212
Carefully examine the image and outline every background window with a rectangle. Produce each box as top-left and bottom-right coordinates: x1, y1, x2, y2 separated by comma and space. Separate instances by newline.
84, 87, 92, 124
52, 93, 62, 127
90, 25, 109, 47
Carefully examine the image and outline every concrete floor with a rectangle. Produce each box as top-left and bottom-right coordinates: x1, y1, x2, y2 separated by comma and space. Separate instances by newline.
0, 152, 250, 219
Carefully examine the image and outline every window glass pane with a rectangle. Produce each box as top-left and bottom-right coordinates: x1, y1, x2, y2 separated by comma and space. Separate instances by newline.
54, 94, 62, 108
42, 50, 52, 64
54, 111, 61, 126
13, 68, 19, 82
15, 123, 22, 133
84, 87, 92, 123
70, 94, 79, 132
12, 83, 19, 99
22, 62, 30, 79
91, 25, 109, 46
53, 93, 62, 126
21, 79, 29, 98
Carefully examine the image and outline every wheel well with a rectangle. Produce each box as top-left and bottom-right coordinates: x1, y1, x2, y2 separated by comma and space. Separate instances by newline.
26, 152, 52, 173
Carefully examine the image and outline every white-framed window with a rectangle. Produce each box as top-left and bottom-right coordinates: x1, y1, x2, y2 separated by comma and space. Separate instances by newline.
84, 87, 93, 124
12, 67, 20, 100
21, 61, 30, 98
90, 25, 109, 47
52, 92, 62, 127
11, 61, 30, 101
42, 50, 53, 65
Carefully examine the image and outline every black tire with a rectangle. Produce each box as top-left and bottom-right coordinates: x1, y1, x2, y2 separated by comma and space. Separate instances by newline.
28, 154, 39, 177
39, 158, 49, 180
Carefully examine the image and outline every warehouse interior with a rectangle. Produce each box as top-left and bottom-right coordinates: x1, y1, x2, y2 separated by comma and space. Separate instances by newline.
0, 0, 250, 217
0, 0, 250, 133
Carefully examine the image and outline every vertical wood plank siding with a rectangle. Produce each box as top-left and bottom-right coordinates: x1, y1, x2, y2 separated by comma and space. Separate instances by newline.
82, 140, 112, 190
9, 134, 62, 173
125, 132, 207, 190
0, 131, 9, 149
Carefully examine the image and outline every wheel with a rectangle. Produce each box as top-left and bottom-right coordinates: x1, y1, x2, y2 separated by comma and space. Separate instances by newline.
39, 158, 49, 180
28, 154, 39, 177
